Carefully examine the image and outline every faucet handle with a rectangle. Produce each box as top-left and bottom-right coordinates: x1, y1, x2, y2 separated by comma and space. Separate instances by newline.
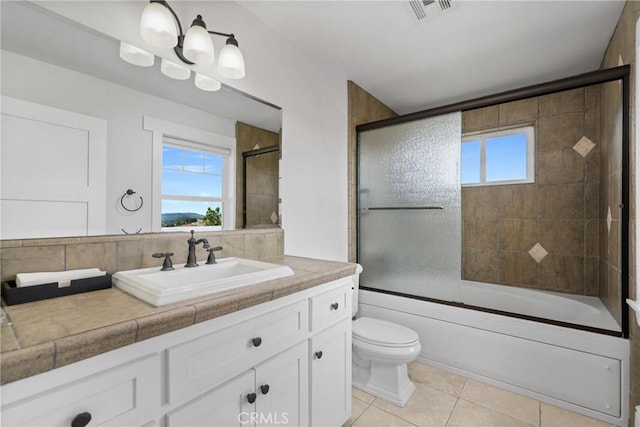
152, 252, 175, 271
205, 246, 223, 264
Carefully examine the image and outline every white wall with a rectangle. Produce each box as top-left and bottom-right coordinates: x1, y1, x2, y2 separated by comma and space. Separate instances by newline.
1, 50, 236, 235
34, 1, 350, 261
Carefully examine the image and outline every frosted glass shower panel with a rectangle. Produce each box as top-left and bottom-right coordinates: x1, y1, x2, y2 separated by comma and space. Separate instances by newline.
358, 113, 462, 301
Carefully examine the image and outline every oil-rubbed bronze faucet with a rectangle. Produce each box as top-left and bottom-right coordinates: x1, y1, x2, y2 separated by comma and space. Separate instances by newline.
186, 230, 210, 267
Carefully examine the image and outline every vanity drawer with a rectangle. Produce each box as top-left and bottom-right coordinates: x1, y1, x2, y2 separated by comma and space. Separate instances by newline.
310, 279, 351, 332
2, 355, 160, 427
167, 300, 308, 405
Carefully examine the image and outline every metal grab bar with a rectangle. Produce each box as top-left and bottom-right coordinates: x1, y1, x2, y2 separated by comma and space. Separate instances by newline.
366, 206, 443, 210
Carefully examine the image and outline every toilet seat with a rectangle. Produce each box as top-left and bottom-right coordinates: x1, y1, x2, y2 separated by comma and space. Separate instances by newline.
353, 317, 418, 348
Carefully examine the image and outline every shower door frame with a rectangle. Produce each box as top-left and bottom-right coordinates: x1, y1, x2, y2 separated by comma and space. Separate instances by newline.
356, 65, 630, 338
241, 144, 280, 229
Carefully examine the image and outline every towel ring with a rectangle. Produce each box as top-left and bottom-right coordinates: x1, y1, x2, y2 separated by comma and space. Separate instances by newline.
120, 189, 143, 212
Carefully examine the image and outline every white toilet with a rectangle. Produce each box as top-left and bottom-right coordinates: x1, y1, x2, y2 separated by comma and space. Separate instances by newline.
351, 268, 422, 407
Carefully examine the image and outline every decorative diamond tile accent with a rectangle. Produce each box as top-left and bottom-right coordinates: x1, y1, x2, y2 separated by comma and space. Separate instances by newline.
270, 211, 279, 224
253, 144, 261, 150
573, 136, 595, 157
607, 206, 613, 234
528, 243, 548, 263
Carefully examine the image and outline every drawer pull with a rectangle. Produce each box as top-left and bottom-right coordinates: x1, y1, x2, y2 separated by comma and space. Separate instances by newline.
247, 393, 257, 404
252, 337, 262, 347
331, 302, 339, 310
315, 351, 323, 359
260, 384, 270, 395
71, 412, 92, 427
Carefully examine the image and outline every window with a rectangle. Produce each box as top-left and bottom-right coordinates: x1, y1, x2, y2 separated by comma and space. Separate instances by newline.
461, 125, 535, 186
161, 139, 229, 230
145, 116, 236, 232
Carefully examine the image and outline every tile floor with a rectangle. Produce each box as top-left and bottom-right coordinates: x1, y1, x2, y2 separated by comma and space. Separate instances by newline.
344, 362, 616, 427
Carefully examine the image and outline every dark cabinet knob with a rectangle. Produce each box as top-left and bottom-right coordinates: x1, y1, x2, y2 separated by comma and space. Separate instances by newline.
71, 412, 92, 427
252, 337, 262, 347
330, 302, 339, 310
260, 384, 270, 395
315, 351, 323, 359
247, 393, 257, 404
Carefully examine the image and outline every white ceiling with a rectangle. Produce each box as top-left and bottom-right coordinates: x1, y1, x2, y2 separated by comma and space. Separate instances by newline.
239, 0, 626, 115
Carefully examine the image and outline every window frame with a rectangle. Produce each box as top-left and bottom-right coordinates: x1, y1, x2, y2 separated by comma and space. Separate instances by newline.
461, 125, 535, 187
145, 116, 236, 232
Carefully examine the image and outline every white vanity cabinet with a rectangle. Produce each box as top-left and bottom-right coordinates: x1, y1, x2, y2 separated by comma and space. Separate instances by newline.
0, 276, 354, 427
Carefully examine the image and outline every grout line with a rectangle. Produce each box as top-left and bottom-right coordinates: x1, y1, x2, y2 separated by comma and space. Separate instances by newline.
539, 400, 542, 427
444, 396, 460, 426
371, 403, 418, 427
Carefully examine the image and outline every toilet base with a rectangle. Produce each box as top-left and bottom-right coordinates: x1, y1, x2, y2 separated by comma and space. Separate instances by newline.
352, 359, 416, 407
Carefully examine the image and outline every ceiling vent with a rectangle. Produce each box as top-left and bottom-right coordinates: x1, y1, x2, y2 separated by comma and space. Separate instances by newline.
409, 0, 452, 20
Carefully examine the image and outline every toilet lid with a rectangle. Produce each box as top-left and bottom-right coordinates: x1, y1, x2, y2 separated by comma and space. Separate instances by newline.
353, 317, 419, 347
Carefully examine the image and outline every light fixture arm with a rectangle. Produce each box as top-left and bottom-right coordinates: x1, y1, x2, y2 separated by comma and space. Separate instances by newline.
149, 0, 240, 66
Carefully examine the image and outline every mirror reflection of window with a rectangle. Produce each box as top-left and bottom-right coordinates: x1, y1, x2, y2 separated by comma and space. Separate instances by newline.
161, 142, 228, 230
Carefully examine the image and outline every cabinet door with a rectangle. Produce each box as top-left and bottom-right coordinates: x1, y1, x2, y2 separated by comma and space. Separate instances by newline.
167, 370, 255, 427
2, 355, 160, 427
310, 319, 351, 427
254, 341, 309, 427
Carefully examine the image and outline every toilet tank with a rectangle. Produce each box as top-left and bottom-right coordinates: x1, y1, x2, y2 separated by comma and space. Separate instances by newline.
352, 264, 363, 316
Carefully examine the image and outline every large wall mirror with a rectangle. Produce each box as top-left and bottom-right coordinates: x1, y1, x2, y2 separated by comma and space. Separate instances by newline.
0, 1, 282, 239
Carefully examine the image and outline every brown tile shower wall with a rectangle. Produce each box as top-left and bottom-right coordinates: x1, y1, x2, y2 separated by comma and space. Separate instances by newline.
347, 81, 398, 262
599, 80, 624, 326
461, 87, 602, 295
235, 122, 280, 228
0, 228, 285, 283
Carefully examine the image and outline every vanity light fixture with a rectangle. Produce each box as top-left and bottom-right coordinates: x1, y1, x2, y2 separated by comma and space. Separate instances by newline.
139, 0, 245, 79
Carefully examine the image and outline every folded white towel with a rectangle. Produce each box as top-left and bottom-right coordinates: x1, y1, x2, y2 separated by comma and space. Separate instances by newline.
15, 268, 106, 288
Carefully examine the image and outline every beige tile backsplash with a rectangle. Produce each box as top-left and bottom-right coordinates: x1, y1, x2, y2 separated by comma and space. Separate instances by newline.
0, 228, 285, 283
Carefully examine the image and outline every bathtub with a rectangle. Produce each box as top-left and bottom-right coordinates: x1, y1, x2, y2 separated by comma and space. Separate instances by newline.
358, 288, 630, 426
458, 280, 622, 332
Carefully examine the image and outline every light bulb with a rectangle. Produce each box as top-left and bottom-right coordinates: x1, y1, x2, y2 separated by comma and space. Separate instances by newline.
119, 42, 155, 67
183, 16, 215, 65
161, 58, 191, 80
217, 41, 245, 79
195, 73, 221, 91
140, 2, 178, 49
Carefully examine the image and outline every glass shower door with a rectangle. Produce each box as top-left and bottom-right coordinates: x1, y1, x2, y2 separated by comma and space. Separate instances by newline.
358, 112, 462, 301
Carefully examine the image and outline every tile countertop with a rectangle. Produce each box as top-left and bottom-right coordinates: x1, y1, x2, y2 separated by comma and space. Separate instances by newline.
0, 255, 358, 385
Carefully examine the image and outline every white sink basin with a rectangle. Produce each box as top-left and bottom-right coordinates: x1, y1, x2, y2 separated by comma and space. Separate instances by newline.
113, 257, 294, 306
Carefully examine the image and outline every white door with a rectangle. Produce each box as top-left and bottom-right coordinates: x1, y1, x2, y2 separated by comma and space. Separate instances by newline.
1, 96, 107, 239
166, 370, 256, 427
255, 341, 309, 427
310, 319, 351, 427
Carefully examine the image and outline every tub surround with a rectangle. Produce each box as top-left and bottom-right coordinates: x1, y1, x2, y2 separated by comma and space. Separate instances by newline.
0, 254, 358, 385
461, 86, 605, 297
